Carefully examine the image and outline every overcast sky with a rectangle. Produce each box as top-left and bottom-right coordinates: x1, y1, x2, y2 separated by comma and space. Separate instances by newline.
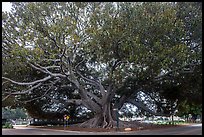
2, 2, 12, 12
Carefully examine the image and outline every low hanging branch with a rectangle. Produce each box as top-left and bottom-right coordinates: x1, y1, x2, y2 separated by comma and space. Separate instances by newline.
2, 75, 52, 86
2, 78, 61, 102
19, 84, 53, 103
4, 83, 42, 96
127, 98, 167, 116
45, 94, 83, 106
28, 62, 66, 78
153, 63, 195, 82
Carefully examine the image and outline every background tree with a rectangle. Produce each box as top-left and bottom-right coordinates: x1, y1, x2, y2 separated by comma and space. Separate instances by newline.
2, 107, 28, 120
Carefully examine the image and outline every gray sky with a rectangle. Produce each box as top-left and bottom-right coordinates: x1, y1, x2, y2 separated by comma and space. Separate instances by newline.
2, 2, 12, 12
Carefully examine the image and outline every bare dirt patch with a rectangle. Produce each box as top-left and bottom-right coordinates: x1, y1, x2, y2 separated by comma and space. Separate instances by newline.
28, 123, 180, 132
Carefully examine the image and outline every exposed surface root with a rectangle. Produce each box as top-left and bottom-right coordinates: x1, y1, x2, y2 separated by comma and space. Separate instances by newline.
70, 119, 154, 129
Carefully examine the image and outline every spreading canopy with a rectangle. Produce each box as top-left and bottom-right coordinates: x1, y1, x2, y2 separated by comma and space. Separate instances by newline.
2, 2, 202, 128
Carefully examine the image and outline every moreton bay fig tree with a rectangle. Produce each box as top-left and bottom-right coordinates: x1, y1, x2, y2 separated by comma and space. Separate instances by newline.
2, 2, 202, 128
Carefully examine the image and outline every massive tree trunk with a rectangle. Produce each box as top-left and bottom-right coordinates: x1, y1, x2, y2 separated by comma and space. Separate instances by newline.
77, 100, 144, 129
74, 82, 144, 128
79, 102, 115, 128
76, 82, 117, 128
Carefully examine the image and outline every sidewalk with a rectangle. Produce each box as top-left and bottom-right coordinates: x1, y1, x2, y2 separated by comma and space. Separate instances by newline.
13, 125, 29, 129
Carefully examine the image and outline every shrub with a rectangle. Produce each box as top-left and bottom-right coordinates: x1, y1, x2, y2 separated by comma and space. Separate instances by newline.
2, 122, 13, 128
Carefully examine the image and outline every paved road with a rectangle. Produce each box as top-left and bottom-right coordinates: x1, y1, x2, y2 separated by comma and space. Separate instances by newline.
2, 124, 202, 135
129, 124, 202, 135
